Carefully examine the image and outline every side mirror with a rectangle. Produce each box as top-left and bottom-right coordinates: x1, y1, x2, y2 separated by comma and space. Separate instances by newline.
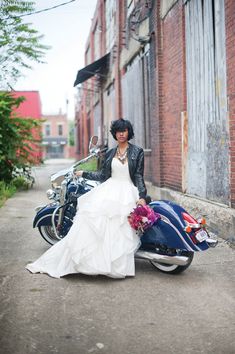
89, 135, 98, 152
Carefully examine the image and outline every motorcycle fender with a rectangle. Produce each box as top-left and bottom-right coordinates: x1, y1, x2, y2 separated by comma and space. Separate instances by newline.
33, 204, 58, 228
141, 220, 193, 251
148, 201, 207, 252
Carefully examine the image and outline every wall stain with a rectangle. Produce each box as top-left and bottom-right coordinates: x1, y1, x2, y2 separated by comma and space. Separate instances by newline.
206, 123, 229, 204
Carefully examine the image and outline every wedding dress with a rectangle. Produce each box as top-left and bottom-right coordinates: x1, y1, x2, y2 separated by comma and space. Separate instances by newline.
26, 158, 140, 278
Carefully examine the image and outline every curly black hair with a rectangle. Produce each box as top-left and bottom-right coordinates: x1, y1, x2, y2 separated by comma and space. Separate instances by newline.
110, 118, 134, 141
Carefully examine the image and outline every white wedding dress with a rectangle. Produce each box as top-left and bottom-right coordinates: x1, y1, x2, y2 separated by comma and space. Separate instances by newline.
26, 158, 140, 278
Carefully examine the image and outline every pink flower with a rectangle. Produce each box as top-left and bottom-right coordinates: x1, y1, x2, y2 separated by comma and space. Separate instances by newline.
128, 205, 160, 236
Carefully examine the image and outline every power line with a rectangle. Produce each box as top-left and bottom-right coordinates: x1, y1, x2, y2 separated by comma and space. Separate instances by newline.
9, 0, 77, 19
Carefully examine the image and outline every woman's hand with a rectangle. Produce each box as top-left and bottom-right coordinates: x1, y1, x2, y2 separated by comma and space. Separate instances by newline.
75, 170, 83, 177
136, 198, 146, 206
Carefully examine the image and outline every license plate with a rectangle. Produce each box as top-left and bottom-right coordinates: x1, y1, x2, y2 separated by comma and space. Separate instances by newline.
195, 229, 208, 242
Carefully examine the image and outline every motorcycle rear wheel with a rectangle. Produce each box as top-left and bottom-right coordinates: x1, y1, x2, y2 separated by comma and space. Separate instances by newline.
150, 252, 194, 274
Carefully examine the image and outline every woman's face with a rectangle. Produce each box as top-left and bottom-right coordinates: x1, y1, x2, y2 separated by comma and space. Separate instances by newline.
116, 129, 129, 143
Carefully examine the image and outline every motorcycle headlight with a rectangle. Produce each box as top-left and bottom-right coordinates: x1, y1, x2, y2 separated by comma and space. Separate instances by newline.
46, 189, 55, 200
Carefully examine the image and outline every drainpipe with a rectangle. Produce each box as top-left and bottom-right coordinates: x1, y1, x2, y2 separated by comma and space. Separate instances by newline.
115, 0, 123, 119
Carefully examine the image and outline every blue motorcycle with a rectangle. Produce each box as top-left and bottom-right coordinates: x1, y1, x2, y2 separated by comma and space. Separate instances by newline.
33, 137, 217, 274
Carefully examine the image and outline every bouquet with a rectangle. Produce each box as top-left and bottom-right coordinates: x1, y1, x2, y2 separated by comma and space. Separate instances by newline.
128, 205, 161, 236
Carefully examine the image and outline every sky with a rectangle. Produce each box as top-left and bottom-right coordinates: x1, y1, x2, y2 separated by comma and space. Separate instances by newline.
15, 0, 97, 118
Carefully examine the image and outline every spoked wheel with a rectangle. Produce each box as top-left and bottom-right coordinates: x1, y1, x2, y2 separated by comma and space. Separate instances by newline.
38, 214, 73, 245
150, 252, 194, 274
38, 225, 60, 245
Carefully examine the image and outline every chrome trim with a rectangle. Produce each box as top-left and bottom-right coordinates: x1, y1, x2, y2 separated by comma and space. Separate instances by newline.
135, 250, 190, 266
60, 180, 67, 204
159, 214, 196, 251
52, 206, 63, 240
184, 223, 201, 229
46, 188, 55, 200
206, 238, 218, 248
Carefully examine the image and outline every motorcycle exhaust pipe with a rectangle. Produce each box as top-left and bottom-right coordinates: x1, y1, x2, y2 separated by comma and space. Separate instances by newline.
135, 250, 190, 266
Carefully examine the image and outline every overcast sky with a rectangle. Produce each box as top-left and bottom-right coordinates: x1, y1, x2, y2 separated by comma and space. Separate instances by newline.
15, 0, 97, 118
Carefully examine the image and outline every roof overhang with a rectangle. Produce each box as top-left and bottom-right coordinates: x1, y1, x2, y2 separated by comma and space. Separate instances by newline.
73, 53, 110, 87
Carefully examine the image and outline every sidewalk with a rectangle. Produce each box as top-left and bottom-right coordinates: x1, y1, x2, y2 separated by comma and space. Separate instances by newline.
44, 158, 76, 165
0, 159, 234, 354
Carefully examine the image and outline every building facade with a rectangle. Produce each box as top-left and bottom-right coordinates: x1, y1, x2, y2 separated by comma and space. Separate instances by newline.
12, 90, 43, 164
74, 0, 235, 238
42, 113, 69, 159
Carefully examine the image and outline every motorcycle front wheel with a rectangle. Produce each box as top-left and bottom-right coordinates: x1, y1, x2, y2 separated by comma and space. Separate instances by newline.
150, 252, 194, 274
38, 225, 60, 245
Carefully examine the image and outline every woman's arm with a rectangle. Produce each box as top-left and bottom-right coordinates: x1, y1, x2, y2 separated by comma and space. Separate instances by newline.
134, 149, 147, 201
76, 152, 108, 182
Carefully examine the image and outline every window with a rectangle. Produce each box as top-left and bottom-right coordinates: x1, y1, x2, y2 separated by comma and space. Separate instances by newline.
127, 0, 135, 16
85, 45, 91, 65
94, 22, 100, 60
45, 124, 50, 136
121, 49, 151, 149
105, 0, 116, 52
58, 124, 63, 136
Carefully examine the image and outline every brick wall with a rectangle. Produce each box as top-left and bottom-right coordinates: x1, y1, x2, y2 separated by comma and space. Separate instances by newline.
158, 0, 186, 191
225, 0, 235, 207
43, 114, 68, 137
148, 0, 162, 186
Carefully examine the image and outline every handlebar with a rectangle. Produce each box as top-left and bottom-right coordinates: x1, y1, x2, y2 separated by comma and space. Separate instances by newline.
72, 152, 96, 170
72, 146, 108, 170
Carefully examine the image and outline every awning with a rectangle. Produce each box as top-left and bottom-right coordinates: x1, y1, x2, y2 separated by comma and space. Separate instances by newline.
73, 53, 110, 87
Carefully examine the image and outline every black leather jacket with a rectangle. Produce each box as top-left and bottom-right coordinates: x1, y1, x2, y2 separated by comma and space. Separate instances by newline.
82, 143, 147, 200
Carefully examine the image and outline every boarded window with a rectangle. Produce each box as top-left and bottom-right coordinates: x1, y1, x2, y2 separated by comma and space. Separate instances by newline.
105, 0, 116, 52
121, 49, 151, 149
185, 0, 229, 204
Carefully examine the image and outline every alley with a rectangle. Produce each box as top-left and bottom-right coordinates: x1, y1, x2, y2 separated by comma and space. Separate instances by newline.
0, 160, 234, 354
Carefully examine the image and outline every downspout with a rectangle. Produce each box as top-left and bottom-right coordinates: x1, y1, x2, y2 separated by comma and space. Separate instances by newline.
115, 0, 123, 119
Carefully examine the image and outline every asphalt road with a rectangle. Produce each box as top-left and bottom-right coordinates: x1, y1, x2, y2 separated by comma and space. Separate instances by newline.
0, 160, 235, 354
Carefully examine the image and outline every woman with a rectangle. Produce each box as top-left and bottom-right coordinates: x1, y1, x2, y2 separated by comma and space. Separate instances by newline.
26, 119, 147, 279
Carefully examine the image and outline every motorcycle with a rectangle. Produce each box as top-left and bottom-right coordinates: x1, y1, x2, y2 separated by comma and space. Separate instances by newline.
33, 136, 218, 274
34, 136, 101, 245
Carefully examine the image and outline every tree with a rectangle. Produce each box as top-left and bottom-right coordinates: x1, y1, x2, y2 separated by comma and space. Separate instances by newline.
69, 120, 75, 146
0, 0, 49, 88
0, 92, 42, 182
0, 1, 49, 182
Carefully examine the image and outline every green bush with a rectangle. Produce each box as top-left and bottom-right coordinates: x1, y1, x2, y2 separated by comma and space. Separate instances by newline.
12, 176, 31, 190
0, 181, 16, 208
0, 92, 42, 183
0, 176, 31, 207
77, 157, 98, 172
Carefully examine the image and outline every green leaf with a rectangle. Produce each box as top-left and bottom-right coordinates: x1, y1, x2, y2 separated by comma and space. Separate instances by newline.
0, 0, 50, 88
0, 92, 42, 182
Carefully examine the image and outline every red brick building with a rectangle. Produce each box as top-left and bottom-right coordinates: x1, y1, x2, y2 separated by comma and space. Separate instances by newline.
12, 90, 43, 164
74, 0, 235, 235
42, 113, 69, 159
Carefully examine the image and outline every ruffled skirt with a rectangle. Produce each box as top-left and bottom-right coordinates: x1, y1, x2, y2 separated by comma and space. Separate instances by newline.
26, 176, 140, 278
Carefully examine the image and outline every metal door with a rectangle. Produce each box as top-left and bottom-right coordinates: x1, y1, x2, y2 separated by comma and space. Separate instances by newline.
184, 0, 229, 204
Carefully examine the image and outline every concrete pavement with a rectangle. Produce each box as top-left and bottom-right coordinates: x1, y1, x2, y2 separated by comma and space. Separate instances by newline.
0, 160, 234, 354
